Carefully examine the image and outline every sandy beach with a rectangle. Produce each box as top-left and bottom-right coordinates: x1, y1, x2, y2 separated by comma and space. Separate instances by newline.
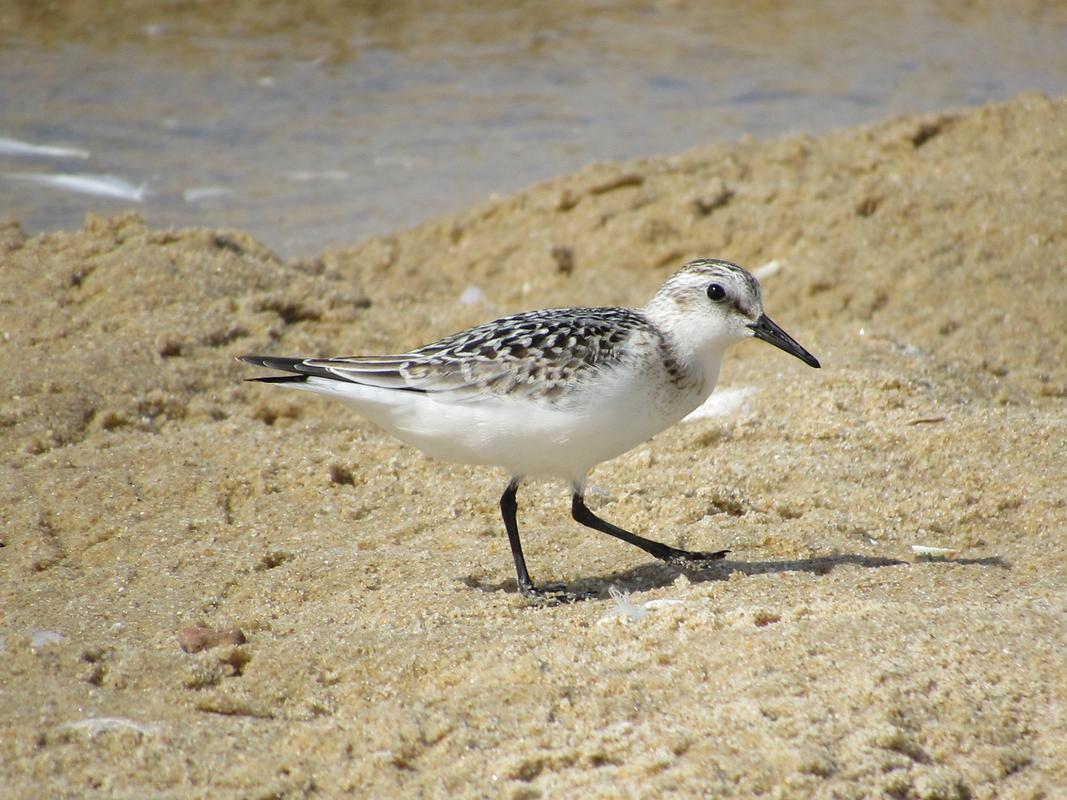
1, 93, 1065, 798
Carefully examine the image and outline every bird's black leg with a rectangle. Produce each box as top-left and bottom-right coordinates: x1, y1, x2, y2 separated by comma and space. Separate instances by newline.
499, 479, 588, 603
571, 492, 728, 566
500, 478, 537, 596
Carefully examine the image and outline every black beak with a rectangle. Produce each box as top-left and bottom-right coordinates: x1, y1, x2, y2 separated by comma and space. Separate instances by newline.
748, 314, 821, 368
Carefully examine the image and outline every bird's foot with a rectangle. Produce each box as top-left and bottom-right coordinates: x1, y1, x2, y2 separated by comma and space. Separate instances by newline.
660, 547, 729, 567
518, 582, 595, 606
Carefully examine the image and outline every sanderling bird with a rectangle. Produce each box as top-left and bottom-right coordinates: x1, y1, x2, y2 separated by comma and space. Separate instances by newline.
240, 258, 819, 600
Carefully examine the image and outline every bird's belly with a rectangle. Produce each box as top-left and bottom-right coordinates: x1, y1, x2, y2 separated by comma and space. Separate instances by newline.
388, 380, 706, 482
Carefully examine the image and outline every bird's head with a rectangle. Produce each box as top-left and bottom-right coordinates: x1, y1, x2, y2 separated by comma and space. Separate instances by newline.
645, 258, 820, 368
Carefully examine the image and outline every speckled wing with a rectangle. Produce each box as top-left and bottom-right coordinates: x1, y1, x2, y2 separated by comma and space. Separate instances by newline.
302, 307, 655, 403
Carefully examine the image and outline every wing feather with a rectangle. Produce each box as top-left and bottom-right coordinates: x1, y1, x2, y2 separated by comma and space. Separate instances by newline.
242, 307, 656, 403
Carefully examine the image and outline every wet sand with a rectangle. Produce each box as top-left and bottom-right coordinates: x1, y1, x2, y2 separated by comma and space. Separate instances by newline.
1, 93, 1066, 798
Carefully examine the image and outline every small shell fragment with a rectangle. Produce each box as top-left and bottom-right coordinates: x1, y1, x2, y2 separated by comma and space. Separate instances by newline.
752, 259, 783, 280
643, 599, 685, 610
59, 717, 159, 738
458, 286, 486, 305
911, 544, 959, 558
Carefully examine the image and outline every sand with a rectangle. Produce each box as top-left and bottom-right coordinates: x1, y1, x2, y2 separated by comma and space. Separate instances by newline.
1, 93, 1065, 799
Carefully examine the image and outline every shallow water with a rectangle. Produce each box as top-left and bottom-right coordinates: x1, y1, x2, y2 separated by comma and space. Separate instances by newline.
2, 1, 1066, 257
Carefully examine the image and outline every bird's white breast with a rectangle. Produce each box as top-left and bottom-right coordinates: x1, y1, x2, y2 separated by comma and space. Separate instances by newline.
294, 334, 715, 484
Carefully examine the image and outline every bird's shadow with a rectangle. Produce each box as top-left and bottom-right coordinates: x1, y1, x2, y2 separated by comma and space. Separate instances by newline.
462, 552, 1011, 603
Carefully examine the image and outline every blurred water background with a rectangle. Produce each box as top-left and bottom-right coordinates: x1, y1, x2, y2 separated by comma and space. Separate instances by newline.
2, 1, 1066, 257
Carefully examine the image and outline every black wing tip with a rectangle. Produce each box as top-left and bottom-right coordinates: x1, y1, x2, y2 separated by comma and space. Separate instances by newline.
237, 354, 430, 392
238, 354, 355, 384
238, 355, 313, 382
246, 374, 309, 384
237, 355, 302, 370
237, 354, 315, 374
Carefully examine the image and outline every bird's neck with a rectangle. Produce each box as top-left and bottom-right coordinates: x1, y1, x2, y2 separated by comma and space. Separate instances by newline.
641, 308, 726, 401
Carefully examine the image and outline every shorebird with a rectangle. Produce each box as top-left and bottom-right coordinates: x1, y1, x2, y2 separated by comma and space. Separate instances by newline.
240, 258, 820, 599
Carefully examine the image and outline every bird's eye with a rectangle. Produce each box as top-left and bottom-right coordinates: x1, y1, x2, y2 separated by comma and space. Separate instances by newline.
706, 283, 726, 302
